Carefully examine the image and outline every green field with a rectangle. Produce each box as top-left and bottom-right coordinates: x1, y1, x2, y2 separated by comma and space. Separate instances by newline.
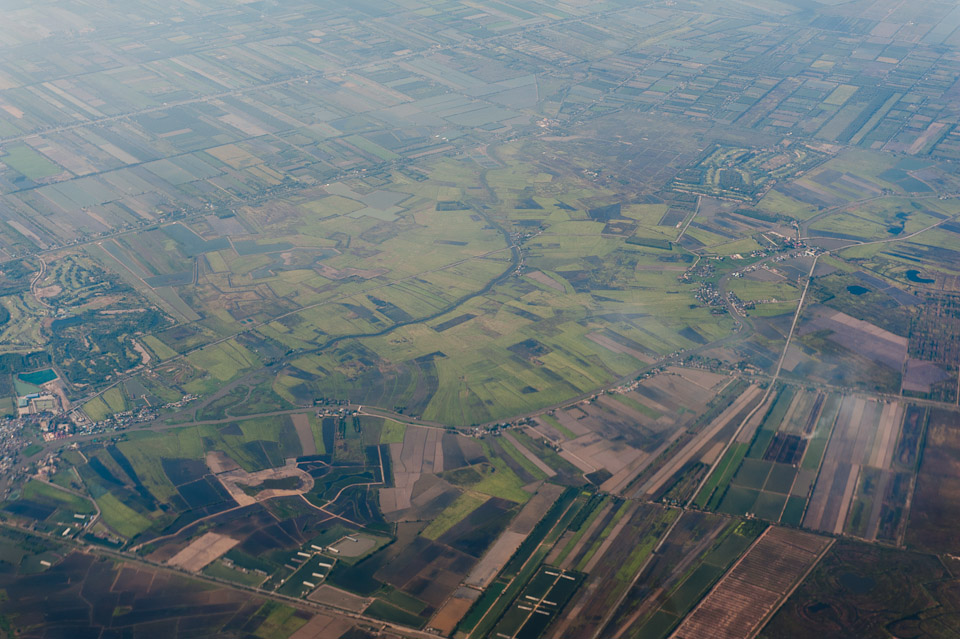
252, 603, 308, 639
203, 559, 266, 587
82, 396, 112, 422
2, 145, 63, 179
96, 492, 152, 539
469, 443, 532, 502
379, 419, 407, 445
421, 491, 488, 540
21, 480, 89, 510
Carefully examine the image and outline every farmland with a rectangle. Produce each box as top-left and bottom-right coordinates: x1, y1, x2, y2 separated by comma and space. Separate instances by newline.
672, 527, 833, 639
0, 526, 410, 639
601, 517, 766, 639
0, 0, 960, 637
762, 542, 960, 639
905, 408, 960, 554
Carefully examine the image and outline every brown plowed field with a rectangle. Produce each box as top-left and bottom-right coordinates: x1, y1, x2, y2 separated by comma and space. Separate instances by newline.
671, 526, 832, 639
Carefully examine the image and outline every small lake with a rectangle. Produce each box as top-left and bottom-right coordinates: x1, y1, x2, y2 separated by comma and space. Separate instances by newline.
18, 368, 57, 386
905, 269, 935, 284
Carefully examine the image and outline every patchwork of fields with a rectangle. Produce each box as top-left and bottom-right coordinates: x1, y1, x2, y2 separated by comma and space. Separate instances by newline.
1, 0, 960, 638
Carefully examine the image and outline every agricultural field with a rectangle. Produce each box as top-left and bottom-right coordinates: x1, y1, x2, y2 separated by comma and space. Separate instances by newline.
801, 397, 912, 542
544, 501, 678, 638
905, 408, 960, 554
761, 542, 960, 639
487, 565, 584, 639
1, 0, 958, 430
0, 528, 402, 639
701, 386, 836, 523
674, 526, 833, 639
525, 367, 744, 498
8, 130, 749, 426
1, 0, 960, 637
601, 517, 766, 639
787, 303, 909, 394
1, 479, 96, 537
1, 412, 391, 546
695, 386, 921, 545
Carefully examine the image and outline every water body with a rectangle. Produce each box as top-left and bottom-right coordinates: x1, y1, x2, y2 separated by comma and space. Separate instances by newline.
905, 269, 935, 284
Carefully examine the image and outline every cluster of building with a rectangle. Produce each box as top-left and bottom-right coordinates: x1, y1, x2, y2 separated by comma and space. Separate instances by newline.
17, 392, 60, 416
695, 282, 728, 313
0, 416, 31, 477
81, 394, 199, 432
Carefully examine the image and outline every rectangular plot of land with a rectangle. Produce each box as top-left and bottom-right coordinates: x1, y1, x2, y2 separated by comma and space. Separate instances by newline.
464, 531, 527, 589
801, 307, 907, 370
672, 527, 832, 639
527, 270, 565, 291
554, 409, 591, 437
586, 331, 654, 363
462, 483, 565, 590
291, 413, 316, 456
167, 532, 239, 572
803, 396, 905, 536
307, 585, 369, 612
328, 534, 377, 557
288, 613, 354, 639
491, 566, 583, 639
640, 384, 763, 497
381, 426, 435, 513
430, 590, 479, 636
503, 432, 555, 477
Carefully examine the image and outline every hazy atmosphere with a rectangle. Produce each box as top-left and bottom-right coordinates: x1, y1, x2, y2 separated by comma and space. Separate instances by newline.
0, 0, 958, 637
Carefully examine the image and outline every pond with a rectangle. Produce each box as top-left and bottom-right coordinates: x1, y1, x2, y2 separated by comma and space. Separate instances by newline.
905, 269, 935, 284
18, 368, 57, 386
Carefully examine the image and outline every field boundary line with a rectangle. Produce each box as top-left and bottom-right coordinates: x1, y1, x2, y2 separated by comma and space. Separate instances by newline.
467, 495, 581, 638
793, 393, 842, 528
746, 536, 835, 639
593, 504, 684, 639
665, 524, 774, 639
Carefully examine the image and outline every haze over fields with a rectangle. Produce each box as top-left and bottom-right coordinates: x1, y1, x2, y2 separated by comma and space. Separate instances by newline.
0, 0, 958, 637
